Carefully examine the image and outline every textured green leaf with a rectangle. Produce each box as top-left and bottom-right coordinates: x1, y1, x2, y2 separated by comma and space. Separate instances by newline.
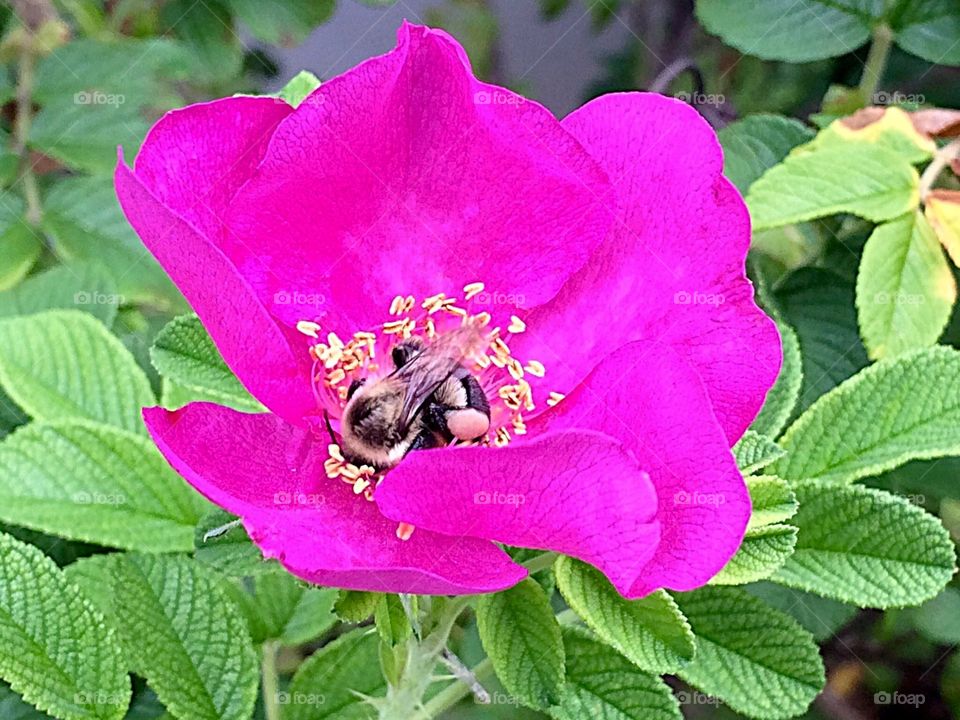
43, 177, 180, 308
856, 211, 955, 359
711, 524, 798, 585
0, 263, 119, 326
746, 476, 798, 530
773, 346, 960, 483
477, 578, 565, 709
718, 114, 814, 193
749, 320, 802, 438
193, 509, 275, 577
278, 71, 321, 107
286, 628, 385, 720
772, 481, 956, 608
0, 310, 153, 432
555, 557, 694, 674
776, 268, 869, 414
747, 144, 919, 230
0, 682, 53, 719
894, 0, 960, 65
374, 594, 411, 647
63, 554, 122, 620
226, 0, 334, 45
746, 582, 857, 642
0, 532, 130, 720
675, 586, 824, 720
548, 627, 681, 720
696, 0, 872, 62
230, 573, 336, 646
0, 199, 40, 292
733, 431, 785, 475
334, 590, 381, 623
0, 420, 204, 552
113, 554, 258, 720
151, 314, 262, 413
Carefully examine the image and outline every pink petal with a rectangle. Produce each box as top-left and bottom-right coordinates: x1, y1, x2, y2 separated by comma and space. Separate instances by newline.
221, 22, 613, 334
529, 342, 750, 595
512, 93, 780, 443
116, 162, 315, 427
375, 430, 660, 597
143, 403, 525, 595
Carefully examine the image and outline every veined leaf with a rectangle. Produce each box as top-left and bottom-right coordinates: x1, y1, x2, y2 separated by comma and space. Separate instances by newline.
856, 211, 955, 359
228, 573, 336, 646
0, 532, 130, 720
286, 628, 385, 720
710, 524, 798, 585
772, 481, 956, 608
773, 346, 960, 483
0, 310, 154, 433
746, 582, 857, 642
278, 70, 321, 107
151, 314, 263, 413
674, 586, 824, 720
112, 554, 258, 720
718, 114, 814, 193
0, 198, 40, 292
477, 578, 565, 709
749, 319, 802, 438
193, 509, 275, 577
747, 144, 918, 230
0, 263, 119, 327
554, 557, 694, 674
746, 476, 798, 530
548, 627, 681, 720
333, 590, 381, 624
0, 420, 205, 552
733, 431, 786, 475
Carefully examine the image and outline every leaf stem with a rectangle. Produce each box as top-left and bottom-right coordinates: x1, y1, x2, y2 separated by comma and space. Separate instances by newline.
261, 640, 281, 720
13, 38, 41, 227
919, 138, 960, 201
521, 552, 558, 574
858, 23, 893, 103
417, 658, 494, 718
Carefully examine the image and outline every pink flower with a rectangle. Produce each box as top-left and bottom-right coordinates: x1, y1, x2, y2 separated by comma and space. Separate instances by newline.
117, 23, 780, 597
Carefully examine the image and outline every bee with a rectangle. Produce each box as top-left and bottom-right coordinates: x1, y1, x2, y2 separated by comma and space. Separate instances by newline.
339, 323, 491, 470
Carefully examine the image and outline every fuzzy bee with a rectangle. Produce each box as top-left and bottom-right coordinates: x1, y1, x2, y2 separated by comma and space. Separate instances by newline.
339, 324, 491, 470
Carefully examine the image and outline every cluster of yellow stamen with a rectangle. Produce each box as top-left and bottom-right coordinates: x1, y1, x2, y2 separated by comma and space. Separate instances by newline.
296, 281, 566, 538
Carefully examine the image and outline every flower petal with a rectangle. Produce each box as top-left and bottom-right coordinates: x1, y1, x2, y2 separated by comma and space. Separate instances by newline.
512, 93, 780, 443
222, 22, 613, 333
116, 162, 315, 427
375, 430, 660, 597
143, 403, 525, 595
529, 341, 750, 595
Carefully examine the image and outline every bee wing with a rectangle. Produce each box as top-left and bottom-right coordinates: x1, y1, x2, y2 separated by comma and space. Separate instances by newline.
392, 323, 486, 430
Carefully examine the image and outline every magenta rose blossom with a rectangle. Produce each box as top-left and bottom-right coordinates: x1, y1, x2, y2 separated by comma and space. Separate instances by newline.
116, 22, 780, 597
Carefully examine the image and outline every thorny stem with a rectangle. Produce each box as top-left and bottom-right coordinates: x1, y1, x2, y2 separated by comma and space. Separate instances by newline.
261, 640, 281, 720
919, 138, 960, 200
858, 24, 893, 102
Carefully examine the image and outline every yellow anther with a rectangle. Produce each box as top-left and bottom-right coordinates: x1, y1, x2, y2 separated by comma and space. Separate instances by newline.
463, 281, 485, 299
547, 391, 566, 407
296, 320, 321, 338
507, 315, 526, 333
524, 360, 546, 377
396, 522, 416, 541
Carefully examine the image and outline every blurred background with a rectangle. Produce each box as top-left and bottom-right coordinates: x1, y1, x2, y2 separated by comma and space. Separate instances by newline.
2, 1, 960, 719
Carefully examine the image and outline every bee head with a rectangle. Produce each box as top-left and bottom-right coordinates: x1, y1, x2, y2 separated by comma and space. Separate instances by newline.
340, 380, 405, 465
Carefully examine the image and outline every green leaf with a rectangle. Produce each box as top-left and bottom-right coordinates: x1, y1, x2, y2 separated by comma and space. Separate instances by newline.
193, 509, 275, 578
772, 481, 956, 608
696, 0, 871, 62
42, 177, 180, 308
159, 0, 242, 85
0, 420, 205, 552
63, 554, 122, 619
711, 524, 798, 585
0, 682, 53, 720
773, 346, 960, 483
746, 144, 919, 230
894, 0, 960, 65
856, 211, 955, 359
0, 199, 40, 292
151, 314, 263, 413
733, 431, 785, 475
226, 0, 334, 45
749, 320, 802, 438
0, 262, 119, 326
334, 590, 382, 623
278, 70, 321, 107
674, 586, 824, 720
718, 114, 814, 194
908, 587, 960, 644
374, 594, 412, 647
112, 554, 258, 720
0, 531, 130, 720
477, 578, 565, 709
746, 476, 798, 529
231, 573, 336, 646
775, 268, 868, 414
746, 582, 857, 642
548, 627, 681, 720
286, 628, 385, 720
0, 310, 154, 433
554, 557, 694, 674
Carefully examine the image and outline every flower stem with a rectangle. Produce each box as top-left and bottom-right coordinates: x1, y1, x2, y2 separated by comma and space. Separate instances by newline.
417, 658, 494, 719
521, 551, 558, 574
919, 138, 960, 200
13, 36, 41, 227
858, 23, 893, 103
261, 640, 281, 720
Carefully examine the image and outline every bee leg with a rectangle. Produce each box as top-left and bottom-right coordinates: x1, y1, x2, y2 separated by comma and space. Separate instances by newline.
425, 376, 491, 442
407, 428, 442, 453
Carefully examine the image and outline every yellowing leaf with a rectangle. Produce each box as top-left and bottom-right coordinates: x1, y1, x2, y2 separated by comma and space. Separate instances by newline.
925, 189, 960, 267
809, 107, 936, 163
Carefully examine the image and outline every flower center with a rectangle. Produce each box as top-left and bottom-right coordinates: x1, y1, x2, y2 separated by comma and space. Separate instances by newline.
294, 282, 556, 539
